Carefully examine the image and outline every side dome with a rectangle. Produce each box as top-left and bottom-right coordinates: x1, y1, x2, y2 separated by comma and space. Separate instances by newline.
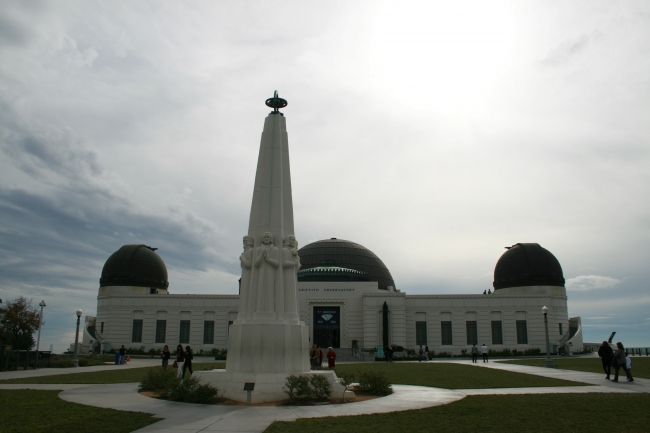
100, 244, 169, 289
297, 238, 396, 290
493, 243, 565, 290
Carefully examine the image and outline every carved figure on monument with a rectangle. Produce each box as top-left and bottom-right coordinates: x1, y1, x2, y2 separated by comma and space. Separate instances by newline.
282, 235, 300, 319
254, 232, 279, 314
238, 236, 254, 319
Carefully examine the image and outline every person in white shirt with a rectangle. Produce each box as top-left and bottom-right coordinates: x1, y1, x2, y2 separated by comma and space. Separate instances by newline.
481, 344, 488, 363
626, 352, 632, 378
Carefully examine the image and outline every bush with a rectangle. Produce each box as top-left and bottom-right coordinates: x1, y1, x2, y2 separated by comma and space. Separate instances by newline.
524, 348, 542, 356
283, 374, 332, 403
283, 375, 313, 403
356, 371, 393, 395
309, 374, 332, 402
427, 350, 436, 360
139, 366, 177, 393
140, 368, 218, 404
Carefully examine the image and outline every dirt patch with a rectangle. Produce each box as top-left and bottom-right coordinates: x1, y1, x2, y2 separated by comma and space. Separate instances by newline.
138, 391, 382, 406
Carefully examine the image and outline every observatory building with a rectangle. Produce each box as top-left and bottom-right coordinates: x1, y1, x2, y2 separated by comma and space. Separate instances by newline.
82, 239, 582, 356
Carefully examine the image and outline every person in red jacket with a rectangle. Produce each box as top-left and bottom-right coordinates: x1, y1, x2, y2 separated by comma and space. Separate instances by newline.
327, 347, 337, 369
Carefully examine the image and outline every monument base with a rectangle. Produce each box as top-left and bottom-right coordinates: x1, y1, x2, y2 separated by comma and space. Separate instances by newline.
194, 369, 355, 404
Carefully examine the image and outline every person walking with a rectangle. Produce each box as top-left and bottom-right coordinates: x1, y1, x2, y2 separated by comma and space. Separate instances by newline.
471, 344, 479, 363
612, 342, 633, 382
119, 345, 127, 365
626, 352, 633, 380
327, 347, 336, 369
182, 345, 193, 378
386, 345, 393, 362
161, 345, 171, 370
597, 341, 614, 380
418, 345, 424, 362
481, 343, 488, 362
175, 344, 185, 378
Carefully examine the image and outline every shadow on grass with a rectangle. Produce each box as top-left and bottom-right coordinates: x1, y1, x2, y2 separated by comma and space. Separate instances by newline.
333, 363, 588, 389
265, 393, 650, 433
0, 390, 160, 433
0, 362, 226, 384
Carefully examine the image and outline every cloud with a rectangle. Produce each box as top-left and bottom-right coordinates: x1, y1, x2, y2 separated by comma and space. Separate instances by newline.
566, 275, 622, 292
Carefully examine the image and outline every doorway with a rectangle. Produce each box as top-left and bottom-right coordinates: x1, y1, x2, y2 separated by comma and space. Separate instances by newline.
313, 306, 340, 348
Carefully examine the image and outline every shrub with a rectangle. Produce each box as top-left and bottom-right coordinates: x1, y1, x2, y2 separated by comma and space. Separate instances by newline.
142, 370, 218, 404
283, 375, 313, 403
139, 366, 177, 393
524, 348, 542, 356
427, 350, 436, 360
356, 371, 393, 395
309, 374, 332, 402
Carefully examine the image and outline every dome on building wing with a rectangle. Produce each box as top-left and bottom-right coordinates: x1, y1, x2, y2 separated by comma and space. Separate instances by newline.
493, 243, 564, 290
100, 244, 169, 289
297, 238, 395, 290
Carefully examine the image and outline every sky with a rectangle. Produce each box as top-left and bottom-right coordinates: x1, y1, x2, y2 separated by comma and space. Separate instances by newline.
1, 0, 649, 352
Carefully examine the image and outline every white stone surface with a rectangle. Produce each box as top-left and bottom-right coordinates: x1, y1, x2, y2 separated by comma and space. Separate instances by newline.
199, 110, 311, 403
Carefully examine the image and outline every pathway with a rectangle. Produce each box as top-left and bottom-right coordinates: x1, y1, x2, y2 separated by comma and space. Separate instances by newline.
1, 358, 648, 433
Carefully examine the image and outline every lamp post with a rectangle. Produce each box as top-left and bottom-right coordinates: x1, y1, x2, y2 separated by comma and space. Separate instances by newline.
542, 306, 554, 368
35, 300, 46, 369
72, 309, 83, 367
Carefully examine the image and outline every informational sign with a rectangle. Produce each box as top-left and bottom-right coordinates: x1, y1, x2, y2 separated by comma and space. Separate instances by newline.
243, 382, 255, 391
315, 308, 339, 326
377, 345, 384, 357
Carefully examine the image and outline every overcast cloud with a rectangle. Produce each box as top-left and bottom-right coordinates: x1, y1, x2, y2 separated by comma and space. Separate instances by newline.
1, 0, 649, 351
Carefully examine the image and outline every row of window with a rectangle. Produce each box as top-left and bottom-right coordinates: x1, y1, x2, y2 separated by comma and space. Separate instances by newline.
415, 320, 529, 346
132, 320, 216, 345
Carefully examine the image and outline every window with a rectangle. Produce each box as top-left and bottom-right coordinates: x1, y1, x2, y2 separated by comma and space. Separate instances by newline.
203, 321, 215, 344
416, 321, 427, 345
516, 320, 528, 344
491, 321, 503, 345
131, 319, 143, 343
466, 321, 478, 345
441, 321, 453, 345
179, 320, 191, 344
100, 322, 104, 333
559, 323, 563, 335
155, 320, 166, 344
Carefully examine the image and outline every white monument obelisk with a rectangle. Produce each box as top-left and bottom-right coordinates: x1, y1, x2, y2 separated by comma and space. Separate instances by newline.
196, 92, 312, 403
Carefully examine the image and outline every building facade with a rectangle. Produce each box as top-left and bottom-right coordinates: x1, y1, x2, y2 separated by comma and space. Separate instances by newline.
80, 240, 583, 355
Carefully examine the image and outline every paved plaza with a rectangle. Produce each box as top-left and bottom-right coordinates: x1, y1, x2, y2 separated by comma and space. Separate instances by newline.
1, 358, 647, 433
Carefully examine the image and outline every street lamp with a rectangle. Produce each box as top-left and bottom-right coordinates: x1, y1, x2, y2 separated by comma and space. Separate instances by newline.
35, 301, 46, 369
72, 309, 83, 367
542, 306, 554, 368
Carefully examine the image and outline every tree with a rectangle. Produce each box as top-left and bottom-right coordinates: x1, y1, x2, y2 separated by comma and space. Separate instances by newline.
0, 297, 42, 350
382, 301, 389, 348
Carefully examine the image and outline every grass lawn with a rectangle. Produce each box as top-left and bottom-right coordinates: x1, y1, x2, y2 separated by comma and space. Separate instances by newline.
0, 390, 160, 433
501, 357, 650, 379
265, 393, 650, 433
0, 362, 226, 384
333, 362, 587, 388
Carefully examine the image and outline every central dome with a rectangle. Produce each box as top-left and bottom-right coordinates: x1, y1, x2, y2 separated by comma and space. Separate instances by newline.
297, 238, 395, 290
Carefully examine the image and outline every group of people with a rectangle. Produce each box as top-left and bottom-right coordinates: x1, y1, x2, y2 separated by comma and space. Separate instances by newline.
160, 344, 194, 379
598, 341, 634, 382
310, 344, 337, 369
482, 290, 493, 295
471, 344, 489, 363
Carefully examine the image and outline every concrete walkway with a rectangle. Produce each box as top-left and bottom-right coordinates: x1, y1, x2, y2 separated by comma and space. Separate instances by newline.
0, 356, 217, 381
1, 359, 648, 433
